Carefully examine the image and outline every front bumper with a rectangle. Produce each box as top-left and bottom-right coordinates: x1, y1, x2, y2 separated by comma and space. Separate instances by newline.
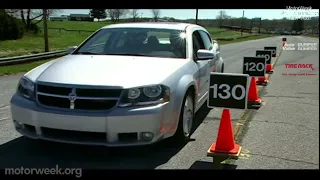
10, 94, 174, 147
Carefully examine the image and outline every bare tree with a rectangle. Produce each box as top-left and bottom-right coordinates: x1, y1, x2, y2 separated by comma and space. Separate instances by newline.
5, 9, 60, 31
216, 10, 231, 27
106, 9, 129, 22
151, 9, 161, 22
130, 9, 139, 22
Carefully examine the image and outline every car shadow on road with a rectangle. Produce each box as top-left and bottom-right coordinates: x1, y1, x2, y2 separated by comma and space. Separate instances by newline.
0, 104, 211, 169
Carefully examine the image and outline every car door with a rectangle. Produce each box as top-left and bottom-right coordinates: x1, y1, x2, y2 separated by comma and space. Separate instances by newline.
192, 30, 210, 103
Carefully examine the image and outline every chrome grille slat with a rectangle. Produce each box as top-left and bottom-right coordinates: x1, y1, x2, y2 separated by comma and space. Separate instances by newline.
37, 92, 69, 99
36, 83, 122, 111
37, 92, 119, 100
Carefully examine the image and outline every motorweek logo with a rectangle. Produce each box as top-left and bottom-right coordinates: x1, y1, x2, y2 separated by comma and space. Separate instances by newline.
281, 6, 318, 20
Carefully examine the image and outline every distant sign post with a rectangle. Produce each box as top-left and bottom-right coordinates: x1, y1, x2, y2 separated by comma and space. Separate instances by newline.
282, 37, 287, 41
251, 18, 262, 34
264, 47, 277, 57
252, 18, 261, 22
243, 57, 266, 77
207, 73, 249, 110
256, 50, 272, 64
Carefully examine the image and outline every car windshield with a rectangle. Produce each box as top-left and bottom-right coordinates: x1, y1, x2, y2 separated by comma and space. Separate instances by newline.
73, 28, 187, 59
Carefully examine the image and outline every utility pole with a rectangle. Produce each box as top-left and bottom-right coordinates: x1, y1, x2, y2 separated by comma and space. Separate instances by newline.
258, 18, 262, 34
241, 10, 244, 36
43, 9, 49, 52
195, 9, 198, 24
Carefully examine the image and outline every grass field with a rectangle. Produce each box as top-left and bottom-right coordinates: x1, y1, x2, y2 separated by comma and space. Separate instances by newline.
0, 21, 274, 75
0, 21, 261, 54
0, 34, 271, 76
0, 59, 52, 76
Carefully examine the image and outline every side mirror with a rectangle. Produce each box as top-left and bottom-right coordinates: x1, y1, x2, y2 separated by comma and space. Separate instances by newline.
196, 49, 215, 60
66, 46, 78, 54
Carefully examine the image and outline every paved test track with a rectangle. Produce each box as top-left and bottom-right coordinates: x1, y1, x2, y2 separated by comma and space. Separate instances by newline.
235, 36, 319, 169
0, 36, 317, 169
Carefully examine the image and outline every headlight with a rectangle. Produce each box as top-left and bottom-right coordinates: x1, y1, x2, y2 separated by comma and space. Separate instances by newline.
128, 88, 141, 99
119, 85, 170, 107
143, 85, 162, 98
17, 77, 35, 101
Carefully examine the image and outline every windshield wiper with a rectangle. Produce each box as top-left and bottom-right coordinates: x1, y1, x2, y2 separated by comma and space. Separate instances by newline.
73, 52, 100, 55
105, 53, 149, 57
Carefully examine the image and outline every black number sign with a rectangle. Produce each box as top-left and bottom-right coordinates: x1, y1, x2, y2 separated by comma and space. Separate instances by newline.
208, 72, 249, 110
282, 37, 287, 41
243, 57, 266, 77
264, 46, 277, 57
256, 50, 272, 64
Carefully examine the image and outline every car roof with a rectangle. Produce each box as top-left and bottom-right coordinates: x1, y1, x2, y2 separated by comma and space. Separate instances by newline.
101, 22, 201, 31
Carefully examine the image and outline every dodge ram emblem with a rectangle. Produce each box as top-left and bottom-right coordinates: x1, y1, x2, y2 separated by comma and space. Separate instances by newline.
68, 92, 77, 109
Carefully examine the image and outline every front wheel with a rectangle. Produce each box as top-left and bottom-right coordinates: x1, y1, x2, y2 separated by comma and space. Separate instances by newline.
173, 90, 195, 142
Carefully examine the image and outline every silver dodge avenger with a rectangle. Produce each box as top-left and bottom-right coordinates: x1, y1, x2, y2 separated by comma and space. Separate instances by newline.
10, 22, 224, 147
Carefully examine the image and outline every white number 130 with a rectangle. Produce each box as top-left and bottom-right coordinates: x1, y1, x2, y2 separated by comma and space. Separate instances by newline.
211, 84, 246, 100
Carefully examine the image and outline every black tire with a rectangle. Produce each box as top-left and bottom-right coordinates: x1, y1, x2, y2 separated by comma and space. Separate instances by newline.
172, 89, 195, 142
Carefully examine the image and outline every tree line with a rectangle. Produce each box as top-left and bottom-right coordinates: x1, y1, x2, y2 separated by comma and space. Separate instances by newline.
90, 9, 161, 22
1, 9, 61, 40
0, 9, 318, 42
90, 9, 318, 33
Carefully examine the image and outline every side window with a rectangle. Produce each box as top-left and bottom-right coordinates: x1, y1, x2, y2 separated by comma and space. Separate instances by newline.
192, 31, 205, 59
199, 30, 213, 50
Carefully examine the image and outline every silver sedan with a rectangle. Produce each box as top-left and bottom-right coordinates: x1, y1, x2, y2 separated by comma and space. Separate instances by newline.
10, 22, 224, 147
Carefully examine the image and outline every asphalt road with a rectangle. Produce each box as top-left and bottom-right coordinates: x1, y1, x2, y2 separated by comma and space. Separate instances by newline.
235, 36, 319, 169
0, 36, 316, 169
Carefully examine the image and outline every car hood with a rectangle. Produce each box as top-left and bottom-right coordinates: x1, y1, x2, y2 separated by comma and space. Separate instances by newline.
25, 55, 188, 88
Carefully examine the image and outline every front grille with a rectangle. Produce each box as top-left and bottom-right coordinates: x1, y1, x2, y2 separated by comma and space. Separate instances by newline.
38, 95, 70, 109
37, 84, 71, 95
36, 83, 122, 111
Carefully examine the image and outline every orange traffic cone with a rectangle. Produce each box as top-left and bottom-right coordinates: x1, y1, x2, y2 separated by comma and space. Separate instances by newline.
256, 75, 269, 86
248, 77, 262, 107
266, 64, 274, 74
207, 109, 242, 159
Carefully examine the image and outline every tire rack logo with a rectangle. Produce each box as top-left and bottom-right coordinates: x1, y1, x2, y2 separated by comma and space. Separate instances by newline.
68, 88, 77, 109
285, 63, 314, 70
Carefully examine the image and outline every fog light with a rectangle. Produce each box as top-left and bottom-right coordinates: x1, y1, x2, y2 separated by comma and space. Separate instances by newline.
13, 120, 24, 129
141, 132, 154, 141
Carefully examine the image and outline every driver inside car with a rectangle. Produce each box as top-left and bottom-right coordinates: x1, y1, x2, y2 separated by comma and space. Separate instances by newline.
123, 31, 147, 53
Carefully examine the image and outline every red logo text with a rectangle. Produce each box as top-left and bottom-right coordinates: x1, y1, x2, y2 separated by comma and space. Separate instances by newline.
285, 63, 314, 70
